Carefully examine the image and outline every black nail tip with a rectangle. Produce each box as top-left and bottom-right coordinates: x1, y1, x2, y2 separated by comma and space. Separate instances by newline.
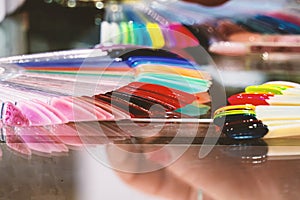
184, 24, 225, 49
109, 48, 181, 60
223, 122, 269, 140
213, 114, 256, 127
213, 115, 269, 139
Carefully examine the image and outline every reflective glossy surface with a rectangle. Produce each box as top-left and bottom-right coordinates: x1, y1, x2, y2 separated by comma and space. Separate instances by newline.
1, 137, 300, 200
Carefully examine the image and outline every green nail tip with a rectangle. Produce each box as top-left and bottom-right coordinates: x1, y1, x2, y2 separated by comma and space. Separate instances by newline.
120, 22, 130, 44
128, 21, 135, 44
214, 110, 256, 119
176, 104, 210, 116
245, 85, 283, 95
136, 73, 210, 93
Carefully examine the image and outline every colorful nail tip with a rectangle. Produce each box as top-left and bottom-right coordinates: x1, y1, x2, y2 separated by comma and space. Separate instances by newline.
175, 103, 210, 117
213, 112, 268, 140
215, 80, 300, 139
2, 102, 29, 126
228, 93, 272, 106
222, 119, 269, 140
0, 43, 215, 157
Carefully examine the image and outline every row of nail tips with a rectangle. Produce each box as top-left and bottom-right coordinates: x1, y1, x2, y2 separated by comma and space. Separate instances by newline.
213, 81, 300, 140
0, 79, 211, 156
2, 57, 211, 118
0, 46, 212, 156
0, 47, 191, 99
203, 13, 300, 55
0, 47, 211, 122
99, 1, 300, 55
206, 12, 300, 55
101, 1, 202, 48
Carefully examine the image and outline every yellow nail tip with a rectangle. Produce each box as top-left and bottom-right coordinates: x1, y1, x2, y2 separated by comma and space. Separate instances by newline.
214, 104, 256, 116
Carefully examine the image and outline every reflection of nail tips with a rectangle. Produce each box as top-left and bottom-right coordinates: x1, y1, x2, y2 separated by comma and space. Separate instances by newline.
221, 139, 268, 163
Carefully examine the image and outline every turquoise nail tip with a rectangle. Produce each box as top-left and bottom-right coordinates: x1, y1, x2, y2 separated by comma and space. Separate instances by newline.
175, 104, 210, 116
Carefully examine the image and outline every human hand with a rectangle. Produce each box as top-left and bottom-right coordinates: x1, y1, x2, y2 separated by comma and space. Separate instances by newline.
0, 0, 25, 23
106, 143, 300, 200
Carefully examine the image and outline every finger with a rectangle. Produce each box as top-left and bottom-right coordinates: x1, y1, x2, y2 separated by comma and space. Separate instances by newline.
164, 145, 284, 200
117, 169, 198, 200
106, 144, 198, 200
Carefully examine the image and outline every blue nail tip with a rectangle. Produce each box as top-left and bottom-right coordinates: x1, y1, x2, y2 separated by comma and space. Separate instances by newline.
126, 56, 194, 68
255, 15, 300, 34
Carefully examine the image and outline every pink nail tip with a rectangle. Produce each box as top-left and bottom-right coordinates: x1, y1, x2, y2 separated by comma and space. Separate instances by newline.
3, 102, 29, 126
17, 101, 52, 126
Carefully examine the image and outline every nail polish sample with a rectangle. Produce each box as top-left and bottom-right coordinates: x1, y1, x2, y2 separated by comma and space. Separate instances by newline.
185, 24, 225, 49
32, 100, 69, 123
146, 23, 165, 48
80, 96, 131, 120
175, 102, 210, 117
214, 113, 256, 127
126, 56, 194, 68
255, 15, 300, 34
63, 97, 114, 120
195, 92, 211, 104
117, 48, 181, 60
95, 93, 151, 118
123, 82, 197, 105
50, 97, 99, 122
2, 102, 29, 126
117, 83, 195, 110
222, 116, 268, 139
17, 101, 52, 126
27, 101, 64, 124
228, 93, 273, 106
168, 23, 199, 48
214, 114, 268, 139
136, 73, 210, 93
235, 17, 279, 34
135, 64, 210, 80
267, 12, 300, 27
107, 91, 168, 116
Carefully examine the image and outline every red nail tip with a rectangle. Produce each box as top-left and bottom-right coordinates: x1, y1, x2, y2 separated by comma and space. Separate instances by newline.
123, 82, 196, 105
228, 93, 273, 105
168, 23, 200, 47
